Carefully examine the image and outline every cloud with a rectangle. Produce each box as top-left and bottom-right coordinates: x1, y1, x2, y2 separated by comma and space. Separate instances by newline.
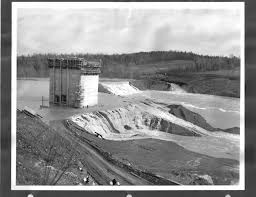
17, 8, 242, 56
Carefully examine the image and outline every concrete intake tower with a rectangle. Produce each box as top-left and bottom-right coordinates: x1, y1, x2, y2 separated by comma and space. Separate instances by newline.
48, 57, 101, 108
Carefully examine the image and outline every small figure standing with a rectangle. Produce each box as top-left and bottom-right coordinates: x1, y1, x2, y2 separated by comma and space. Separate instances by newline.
83, 175, 90, 184
110, 178, 120, 185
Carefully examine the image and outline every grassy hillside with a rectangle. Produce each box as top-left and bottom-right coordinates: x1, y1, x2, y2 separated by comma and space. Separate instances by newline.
16, 110, 93, 185
130, 68, 240, 98
161, 70, 240, 97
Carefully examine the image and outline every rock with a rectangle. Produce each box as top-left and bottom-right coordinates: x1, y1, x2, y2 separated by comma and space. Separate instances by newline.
144, 114, 201, 137
223, 127, 240, 134
168, 105, 216, 131
124, 125, 132, 130
198, 174, 214, 185
168, 104, 240, 134
190, 174, 214, 185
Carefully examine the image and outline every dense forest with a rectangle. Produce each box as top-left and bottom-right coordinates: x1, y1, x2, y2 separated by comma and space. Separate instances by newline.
17, 50, 240, 78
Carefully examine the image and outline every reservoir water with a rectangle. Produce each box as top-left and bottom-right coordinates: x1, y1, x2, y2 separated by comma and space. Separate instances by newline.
17, 78, 240, 129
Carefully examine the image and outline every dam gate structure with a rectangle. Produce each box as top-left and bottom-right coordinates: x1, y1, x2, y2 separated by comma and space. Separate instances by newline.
48, 57, 101, 108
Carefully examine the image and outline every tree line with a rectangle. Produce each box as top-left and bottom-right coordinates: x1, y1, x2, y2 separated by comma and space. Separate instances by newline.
17, 50, 240, 78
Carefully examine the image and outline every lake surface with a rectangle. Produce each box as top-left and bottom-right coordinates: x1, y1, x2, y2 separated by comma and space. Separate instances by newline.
17, 78, 240, 129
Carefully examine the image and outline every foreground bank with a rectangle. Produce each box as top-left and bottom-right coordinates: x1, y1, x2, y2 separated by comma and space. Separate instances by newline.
17, 103, 239, 185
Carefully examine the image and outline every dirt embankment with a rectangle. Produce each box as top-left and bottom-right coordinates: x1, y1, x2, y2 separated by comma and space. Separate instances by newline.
71, 101, 239, 142
17, 108, 239, 186
17, 110, 176, 185
168, 105, 240, 134
63, 120, 180, 185
71, 104, 204, 139
16, 111, 96, 185
65, 119, 239, 185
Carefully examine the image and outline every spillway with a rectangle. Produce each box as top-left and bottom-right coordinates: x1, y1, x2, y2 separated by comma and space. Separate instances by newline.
99, 81, 141, 96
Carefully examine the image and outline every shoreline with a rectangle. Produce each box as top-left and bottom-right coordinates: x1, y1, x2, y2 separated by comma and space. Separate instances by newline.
17, 77, 240, 99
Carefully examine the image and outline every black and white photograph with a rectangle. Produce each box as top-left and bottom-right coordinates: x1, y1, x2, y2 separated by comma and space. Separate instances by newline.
12, 2, 244, 190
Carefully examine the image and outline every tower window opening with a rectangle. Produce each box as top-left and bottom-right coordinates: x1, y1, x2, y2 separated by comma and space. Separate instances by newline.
61, 95, 67, 104
54, 95, 60, 103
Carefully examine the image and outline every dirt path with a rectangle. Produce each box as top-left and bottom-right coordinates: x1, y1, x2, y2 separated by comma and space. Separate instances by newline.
50, 120, 153, 185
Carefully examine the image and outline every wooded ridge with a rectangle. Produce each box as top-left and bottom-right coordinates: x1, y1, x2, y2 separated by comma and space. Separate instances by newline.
17, 50, 240, 78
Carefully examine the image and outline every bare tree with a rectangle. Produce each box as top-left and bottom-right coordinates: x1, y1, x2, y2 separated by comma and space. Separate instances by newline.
41, 134, 77, 185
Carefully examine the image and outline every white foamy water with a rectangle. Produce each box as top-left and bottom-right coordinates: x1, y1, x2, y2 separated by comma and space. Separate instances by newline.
168, 83, 187, 93
99, 81, 140, 96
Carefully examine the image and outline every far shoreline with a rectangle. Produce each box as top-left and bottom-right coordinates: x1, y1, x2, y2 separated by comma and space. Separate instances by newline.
17, 77, 240, 99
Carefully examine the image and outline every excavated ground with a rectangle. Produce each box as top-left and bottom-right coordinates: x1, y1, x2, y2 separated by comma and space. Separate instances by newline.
63, 118, 239, 185
65, 98, 240, 185
17, 78, 241, 186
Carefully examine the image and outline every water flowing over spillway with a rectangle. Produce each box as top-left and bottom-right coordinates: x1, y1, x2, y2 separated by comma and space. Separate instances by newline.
99, 81, 141, 96
168, 83, 187, 93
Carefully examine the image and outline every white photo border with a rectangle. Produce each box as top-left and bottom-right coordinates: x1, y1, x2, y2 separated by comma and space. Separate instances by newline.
11, 2, 245, 191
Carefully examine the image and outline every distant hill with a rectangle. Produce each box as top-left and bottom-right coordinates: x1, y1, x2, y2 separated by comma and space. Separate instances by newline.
17, 50, 240, 78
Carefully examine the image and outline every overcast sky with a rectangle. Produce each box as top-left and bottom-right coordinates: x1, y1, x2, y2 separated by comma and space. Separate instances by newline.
17, 8, 242, 56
